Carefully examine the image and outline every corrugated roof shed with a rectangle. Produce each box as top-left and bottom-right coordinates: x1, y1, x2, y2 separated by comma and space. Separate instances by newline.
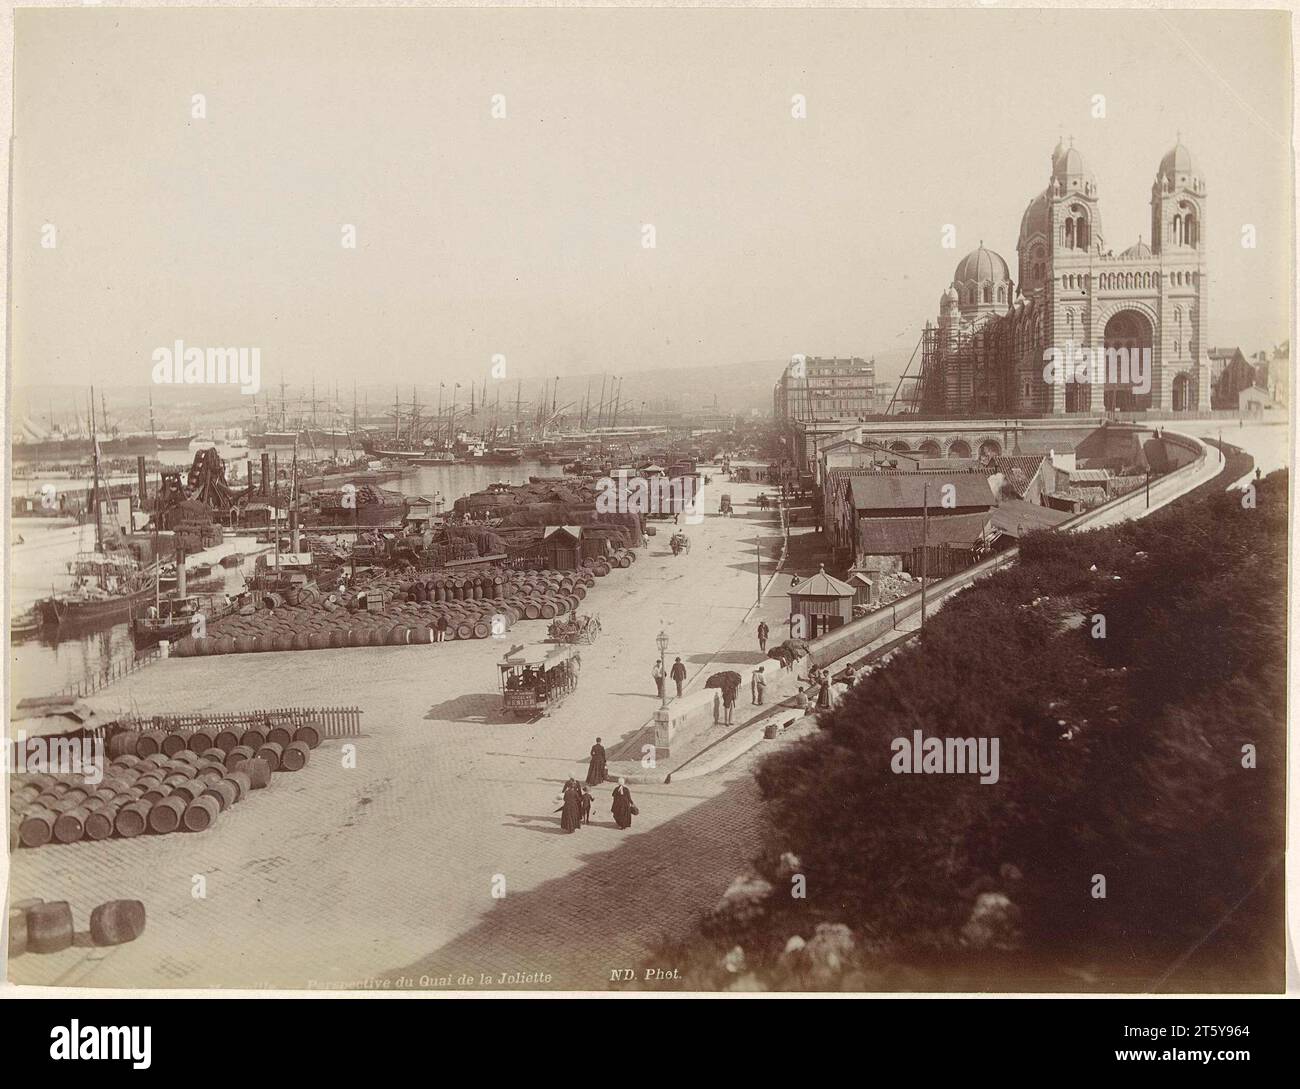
858, 511, 991, 554
847, 473, 996, 512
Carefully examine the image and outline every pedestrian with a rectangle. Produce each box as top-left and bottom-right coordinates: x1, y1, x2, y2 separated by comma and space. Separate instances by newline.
670, 656, 687, 698
757, 620, 769, 654
580, 787, 594, 825
751, 665, 766, 705
652, 659, 667, 700
435, 614, 448, 642
642, 531, 650, 549
817, 669, 832, 709
586, 737, 607, 786
790, 573, 802, 588
611, 777, 637, 830
721, 683, 736, 725
556, 778, 582, 834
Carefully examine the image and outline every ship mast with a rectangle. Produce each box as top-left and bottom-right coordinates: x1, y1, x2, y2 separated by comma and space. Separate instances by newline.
89, 386, 103, 564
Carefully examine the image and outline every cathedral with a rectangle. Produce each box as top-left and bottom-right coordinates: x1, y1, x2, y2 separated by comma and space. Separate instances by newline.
920, 138, 1210, 416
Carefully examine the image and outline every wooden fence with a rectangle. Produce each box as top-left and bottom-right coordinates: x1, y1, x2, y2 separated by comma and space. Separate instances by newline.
107, 705, 364, 741
62, 646, 163, 699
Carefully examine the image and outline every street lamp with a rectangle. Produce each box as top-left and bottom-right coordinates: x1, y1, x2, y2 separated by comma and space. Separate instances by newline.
656, 629, 670, 708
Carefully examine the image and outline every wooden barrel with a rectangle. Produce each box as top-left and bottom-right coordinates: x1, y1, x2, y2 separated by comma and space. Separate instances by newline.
182, 795, 221, 832
196, 764, 226, 784
143, 752, 170, 767
202, 779, 239, 811
280, 740, 311, 772
472, 621, 490, 639
18, 806, 55, 848
85, 805, 120, 840
223, 770, 252, 801
524, 601, 541, 620
8, 908, 27, 957
540, 601, 557, 619
240, 726, 267, 749
255, 743, 284, 772
210, 727, 240, 752
89, 900, 147, 946
115, 800, 153, 837
161, 732, 188, 757
266, 723, 294, 748
137, 729, 167, 756
171, 780, 207, 803
107, 731, 139, 759
27, 901, 74, 954
187, 727, 216, 753
292, 723, 321, 749
224, 744, 256, 770
453, 621, 472, 639
53, 807, 90, 844
235, 757, 273, 789
173, 750, 202, 766
148, 795, 187, 834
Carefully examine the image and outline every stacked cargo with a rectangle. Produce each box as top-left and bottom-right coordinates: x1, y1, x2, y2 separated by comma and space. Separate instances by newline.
9, 719, 321, 851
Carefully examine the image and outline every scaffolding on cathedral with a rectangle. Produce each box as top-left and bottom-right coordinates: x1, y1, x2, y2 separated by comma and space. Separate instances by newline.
889, 322, 1019, 416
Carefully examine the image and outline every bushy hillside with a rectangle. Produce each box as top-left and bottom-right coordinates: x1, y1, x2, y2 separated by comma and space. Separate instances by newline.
649, 472, 1287, 991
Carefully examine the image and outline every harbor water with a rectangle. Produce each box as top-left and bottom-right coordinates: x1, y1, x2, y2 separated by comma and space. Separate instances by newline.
7, 448, 553, 698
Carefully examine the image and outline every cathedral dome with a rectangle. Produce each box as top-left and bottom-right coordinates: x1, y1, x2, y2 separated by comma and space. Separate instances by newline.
953, 245, 1010, 285
1052, 145, 1087, 178
1159, 141, 1195, 177
1019, 191, 1049, 242
1121, 238, 1152, 259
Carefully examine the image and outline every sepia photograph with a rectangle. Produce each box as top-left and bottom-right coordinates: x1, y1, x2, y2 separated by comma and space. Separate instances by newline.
1, 0, 1294, 1030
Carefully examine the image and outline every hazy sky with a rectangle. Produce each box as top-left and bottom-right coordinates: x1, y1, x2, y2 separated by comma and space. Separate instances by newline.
11, 7, 1293, 396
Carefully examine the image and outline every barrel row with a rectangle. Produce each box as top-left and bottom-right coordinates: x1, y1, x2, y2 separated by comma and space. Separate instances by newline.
9, 897, 146, 957
174, 575, 607, 657
10, 729, 319, 850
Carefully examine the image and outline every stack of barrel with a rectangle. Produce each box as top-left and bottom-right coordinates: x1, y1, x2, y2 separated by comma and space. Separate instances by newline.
9, 897, 147, 957
169, 561, 612, 655
10, 720, 321, 849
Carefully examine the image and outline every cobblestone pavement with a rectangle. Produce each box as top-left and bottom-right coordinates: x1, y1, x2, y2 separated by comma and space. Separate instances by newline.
7, 478, 794, 990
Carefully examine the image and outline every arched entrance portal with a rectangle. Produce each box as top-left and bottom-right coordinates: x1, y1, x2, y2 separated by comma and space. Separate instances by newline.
947, 439, 972, 458
917, 440, 942, 458
978, 439, 1002, 461
1172, 372, 1194, 412
888, 441, 910, 453
1102, 310, 1154, 411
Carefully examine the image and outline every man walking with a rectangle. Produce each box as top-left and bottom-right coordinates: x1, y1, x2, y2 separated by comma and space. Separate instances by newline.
757, 620, 769, 654
652, 659, 667, 700
435, 614, 449, 642
751, 665, 766, 705
670, 656, 687, 698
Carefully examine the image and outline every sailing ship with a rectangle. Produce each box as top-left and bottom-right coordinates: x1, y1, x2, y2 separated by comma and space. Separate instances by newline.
36, 388, 158, 632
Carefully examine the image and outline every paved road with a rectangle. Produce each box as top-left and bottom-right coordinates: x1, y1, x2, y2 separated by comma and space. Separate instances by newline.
8, 477, 797, 989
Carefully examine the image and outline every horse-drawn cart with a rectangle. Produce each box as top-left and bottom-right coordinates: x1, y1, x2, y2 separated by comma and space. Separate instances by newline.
546, 612, 601, 644
669, 532, 691, 555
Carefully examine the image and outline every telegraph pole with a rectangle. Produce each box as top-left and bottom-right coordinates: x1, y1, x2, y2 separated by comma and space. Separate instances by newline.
920, 482, 929, 633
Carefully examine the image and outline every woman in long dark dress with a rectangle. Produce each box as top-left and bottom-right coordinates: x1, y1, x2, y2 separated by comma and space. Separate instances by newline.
611, 777, 635, 830
557, 779, 582, 833
585, 738, 607, 786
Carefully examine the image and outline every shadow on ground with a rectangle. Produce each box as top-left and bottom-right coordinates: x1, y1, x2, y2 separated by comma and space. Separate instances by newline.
423, 693, 520, 725
377, 768, 767, 991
